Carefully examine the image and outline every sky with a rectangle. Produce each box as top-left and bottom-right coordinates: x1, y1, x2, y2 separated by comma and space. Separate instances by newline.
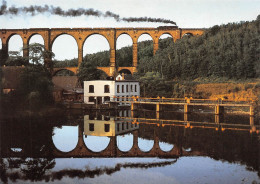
0, 0, 259, 60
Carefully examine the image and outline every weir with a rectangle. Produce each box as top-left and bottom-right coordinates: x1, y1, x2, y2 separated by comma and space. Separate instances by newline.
112, 97, 256, 116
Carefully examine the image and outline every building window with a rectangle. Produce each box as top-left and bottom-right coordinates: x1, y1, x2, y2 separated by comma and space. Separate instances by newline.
131, 85, 133, 92
126, 122, 129, 129
126, 85, 129, 92
122, 85, 124, 93
135, 85, 137, 92
89, 96, 95, 102
117, 85, 120, 93
104, 85, 110, 93
117, 123, 120, 132
104, 96, 110, 102
89, 85, 94, 93
104, 124, 110, 132
122, 123, 125, 130
104, 116, 110, 121
89, 123, 94, 131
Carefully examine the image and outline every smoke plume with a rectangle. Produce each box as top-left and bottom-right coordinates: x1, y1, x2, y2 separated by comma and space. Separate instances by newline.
0, 0, 176, 25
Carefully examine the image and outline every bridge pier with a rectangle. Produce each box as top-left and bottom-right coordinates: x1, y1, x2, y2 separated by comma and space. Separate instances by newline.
215, 105, 224, 115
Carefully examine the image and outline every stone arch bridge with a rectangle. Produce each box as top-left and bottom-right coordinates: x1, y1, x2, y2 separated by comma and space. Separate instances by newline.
0, 27, 205, 76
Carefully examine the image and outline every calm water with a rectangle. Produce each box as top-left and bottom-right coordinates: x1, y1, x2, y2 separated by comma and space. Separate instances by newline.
0, 109, 260, 184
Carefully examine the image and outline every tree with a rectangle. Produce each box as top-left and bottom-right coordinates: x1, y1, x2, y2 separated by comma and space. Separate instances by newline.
18, 65, 54, 109
77, 61, 107, 86
24, 43, 55, 66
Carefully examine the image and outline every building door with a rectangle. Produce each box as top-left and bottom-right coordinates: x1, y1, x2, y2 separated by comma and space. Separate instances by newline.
97, 97, 102, 104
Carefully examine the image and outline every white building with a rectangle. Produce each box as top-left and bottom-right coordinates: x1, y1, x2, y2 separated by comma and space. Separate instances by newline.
84, 74, 140, 105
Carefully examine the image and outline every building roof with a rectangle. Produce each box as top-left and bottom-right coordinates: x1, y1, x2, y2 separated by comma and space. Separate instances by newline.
1, 66, 24, 89
52, 76, 81, 91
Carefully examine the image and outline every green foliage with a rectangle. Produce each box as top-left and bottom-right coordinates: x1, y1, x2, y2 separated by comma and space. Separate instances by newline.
1, 43, 55, 67
18, 65, 54, 109
26, 43, 55, 65
5, 51, 28, 66
116, 46, 133, 67
136, 19, 260, 81
77, 61, 107, 86
53, 58, 77, 67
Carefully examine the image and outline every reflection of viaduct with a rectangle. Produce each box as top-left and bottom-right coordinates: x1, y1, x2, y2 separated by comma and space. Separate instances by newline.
1, 123, 199, 158
51, 125, 191, 158
0, 27, 204, 76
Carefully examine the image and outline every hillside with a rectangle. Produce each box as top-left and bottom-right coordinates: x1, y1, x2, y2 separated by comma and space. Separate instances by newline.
51, 17, 260, 99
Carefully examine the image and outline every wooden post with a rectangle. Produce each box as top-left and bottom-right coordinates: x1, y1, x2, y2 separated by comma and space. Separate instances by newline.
131, 103, 135, 111
215, 105, 224, 115
250, 106, 254, 116
184, 104, 190, 113
215, 115, 220, 124
184, 113, 188, 122
156, 103, 160, 112
156, 112, 160, 120
250, 116, 256, 133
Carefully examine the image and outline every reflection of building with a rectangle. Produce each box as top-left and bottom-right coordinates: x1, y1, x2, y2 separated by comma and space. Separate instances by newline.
83, 74, 140, 105
84, 115, 139, 137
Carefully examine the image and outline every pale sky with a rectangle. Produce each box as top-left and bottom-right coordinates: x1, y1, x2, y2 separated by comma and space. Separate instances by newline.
0, 0, 259, 60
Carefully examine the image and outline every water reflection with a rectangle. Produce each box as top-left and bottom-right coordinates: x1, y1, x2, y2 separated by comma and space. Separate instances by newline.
0, 110, 259, 183
52, 126, 78, 152
159, 142, 174, 152
84, 136, 110, 152
117, 134, 133, 152
138, 138, 154, 152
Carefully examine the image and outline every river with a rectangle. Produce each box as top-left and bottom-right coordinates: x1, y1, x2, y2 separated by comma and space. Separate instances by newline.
0, 109, 259, 184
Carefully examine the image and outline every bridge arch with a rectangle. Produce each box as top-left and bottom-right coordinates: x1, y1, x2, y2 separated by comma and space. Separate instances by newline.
158, 33, 174, 50
159, 142, 174, 152
83, 33, 111, 51
182, 33, 194, 38
84, 136, 111, 152
137, 32, 154, 43
52, 125, 79, 153
7, 34, 23, 56
118, 68, 132, 74
138, 137, 154, 152
116, 33, 133, 67
117, 133, 134, 152
51, 34, 78, 62
27, 33, 45, 45
83, 34, 110, 67
158, 32, 175, 41
53, 68, 76, 76
50, 33, 78, 48
116, 32, 134, 43
137, 33, 154, 60
27, 34, 45, 64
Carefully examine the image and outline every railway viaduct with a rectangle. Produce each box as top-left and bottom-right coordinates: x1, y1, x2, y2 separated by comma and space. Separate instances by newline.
0, 27, 205, 76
